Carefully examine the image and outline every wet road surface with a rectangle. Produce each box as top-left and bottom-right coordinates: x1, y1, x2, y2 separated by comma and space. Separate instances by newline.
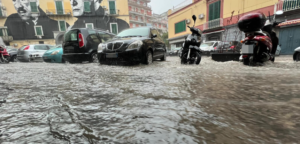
1, 56, 300, 143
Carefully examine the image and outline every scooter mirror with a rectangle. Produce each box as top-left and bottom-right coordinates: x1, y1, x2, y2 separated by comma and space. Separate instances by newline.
192, 15, 197, 23
275, 10, 283, 15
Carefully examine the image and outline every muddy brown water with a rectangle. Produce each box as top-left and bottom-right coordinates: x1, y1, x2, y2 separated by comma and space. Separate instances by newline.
0, 56, 300, 143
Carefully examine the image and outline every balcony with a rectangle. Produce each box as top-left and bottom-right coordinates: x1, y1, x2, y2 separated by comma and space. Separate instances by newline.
0, 36, 13, 42
46, 9, 72, 16
275, 0, 300, 12
203, 18, 223, 30
108, 9, 119, 16
130, 18, 146, 24
0, 10, 7, 18
129, 9, 145, 15
128, 0, 151, 9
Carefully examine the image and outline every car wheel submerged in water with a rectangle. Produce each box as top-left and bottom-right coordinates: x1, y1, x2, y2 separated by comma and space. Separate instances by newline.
161, 52, 166, 61
146, 51, 153, 65
89, 52, 98, 63
295, 52, 300, 62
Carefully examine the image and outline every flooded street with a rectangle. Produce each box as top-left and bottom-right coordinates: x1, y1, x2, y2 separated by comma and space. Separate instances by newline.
1, 56, 300, 144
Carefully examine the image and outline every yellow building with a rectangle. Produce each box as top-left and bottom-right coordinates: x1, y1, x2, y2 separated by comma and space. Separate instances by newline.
168, 0, 279, 50
0, 0, 130, 47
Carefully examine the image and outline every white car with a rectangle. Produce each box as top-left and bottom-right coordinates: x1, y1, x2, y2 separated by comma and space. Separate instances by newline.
200, 41, 221, 52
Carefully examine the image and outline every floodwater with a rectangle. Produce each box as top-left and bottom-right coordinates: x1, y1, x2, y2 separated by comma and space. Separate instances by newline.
0, 56, 300, 144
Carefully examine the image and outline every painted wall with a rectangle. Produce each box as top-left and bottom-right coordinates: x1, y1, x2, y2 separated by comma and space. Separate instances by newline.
0, 0, 130, 46
168, 0, 206, 39
223, 0, 278, 26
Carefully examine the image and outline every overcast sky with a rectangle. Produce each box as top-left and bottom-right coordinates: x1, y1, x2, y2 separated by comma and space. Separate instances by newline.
149, 0, 192, 14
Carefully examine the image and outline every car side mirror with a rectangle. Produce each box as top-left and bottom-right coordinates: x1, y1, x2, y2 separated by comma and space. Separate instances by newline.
152, 34, 157, 39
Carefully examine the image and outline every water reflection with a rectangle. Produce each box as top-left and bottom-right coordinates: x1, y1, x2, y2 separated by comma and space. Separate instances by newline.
0, 57, 300, 143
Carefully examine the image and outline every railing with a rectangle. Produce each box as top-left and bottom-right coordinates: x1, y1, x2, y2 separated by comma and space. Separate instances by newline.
46, 9, 72, 15
108, 9, 119, 15
129, 9, 144, 15
0, 9, 7, 18
130, 18, 145, 23
0, 36, 13, 42
275, 0, 300, 12
128, 0, 151, 9
203, 18, 223, 30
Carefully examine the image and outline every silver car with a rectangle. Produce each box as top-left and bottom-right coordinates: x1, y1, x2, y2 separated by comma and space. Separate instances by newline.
17, 44, 55, 62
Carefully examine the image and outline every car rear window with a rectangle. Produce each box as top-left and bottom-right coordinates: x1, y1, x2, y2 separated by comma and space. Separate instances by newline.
20, 45, 27, 50
34, 45, 48, 50
98, 32, 113, 42
64, 30, 78, 42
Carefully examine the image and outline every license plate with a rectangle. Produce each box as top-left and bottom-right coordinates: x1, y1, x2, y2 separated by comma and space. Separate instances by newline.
106, 53, 118, 58
241, 44, 255, 54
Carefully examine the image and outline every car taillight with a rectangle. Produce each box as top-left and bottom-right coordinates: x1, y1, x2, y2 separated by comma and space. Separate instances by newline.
79, 33, 84, 48
214, 47, 217, 49
242, 55, 248, 58
24, 46, 30, 50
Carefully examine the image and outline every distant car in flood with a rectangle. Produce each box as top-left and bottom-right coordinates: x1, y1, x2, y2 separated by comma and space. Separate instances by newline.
200, 41, 221, 54
293, 47, 300, 61
43, 45, 64, 63
17, 44, 56, 62
98, 27, 167, 65
6, 47, 18, 62
62, 28, 115, 63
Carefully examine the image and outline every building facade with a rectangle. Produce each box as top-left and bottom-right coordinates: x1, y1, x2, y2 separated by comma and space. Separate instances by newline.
0, 0, 130, 47
151, 12, 168, 33
167, 0, 281, 51
275, 0, 300, 54
128, 0, 152, 28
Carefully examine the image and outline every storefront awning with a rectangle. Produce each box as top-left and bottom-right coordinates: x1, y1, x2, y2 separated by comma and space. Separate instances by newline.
169, 38, 185, 44
278, 19, 300, 27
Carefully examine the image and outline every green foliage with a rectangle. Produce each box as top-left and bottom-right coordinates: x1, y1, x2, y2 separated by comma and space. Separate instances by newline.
161, 32, 170, 49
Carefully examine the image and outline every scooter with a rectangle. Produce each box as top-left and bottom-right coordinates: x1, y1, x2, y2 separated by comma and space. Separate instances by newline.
180, 15, 202, 65
0, 46, 10, 63
238, 12, 280, 66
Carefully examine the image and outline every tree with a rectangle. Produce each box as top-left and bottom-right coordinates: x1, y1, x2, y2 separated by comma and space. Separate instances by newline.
161, 32, 170, 50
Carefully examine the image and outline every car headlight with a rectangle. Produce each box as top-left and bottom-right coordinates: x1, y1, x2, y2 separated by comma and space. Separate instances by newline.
51, 50, 60, 55
98, 43, 107, 52
127, 40, 143, 50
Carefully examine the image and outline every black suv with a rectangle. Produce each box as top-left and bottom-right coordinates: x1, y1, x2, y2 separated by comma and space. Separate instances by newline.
62, 28, 115, 63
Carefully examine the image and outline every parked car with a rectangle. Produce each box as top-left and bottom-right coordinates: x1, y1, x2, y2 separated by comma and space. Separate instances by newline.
62, 28, 115, 63
43, 45, 64, 63
17, 44, 56, 62
98, 27, 167, 65
293, 47, 300, 61
6, 47, 18, 62
200, 41, 221, 54
169, 48, 181, 56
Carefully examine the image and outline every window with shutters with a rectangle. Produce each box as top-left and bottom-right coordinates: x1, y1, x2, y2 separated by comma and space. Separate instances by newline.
175, 20, 186, 34
84, 1, 91, 12
34, 26, 44, 36
208, 1, 221, 21
0, 29, 7, 36
109, 0, 116, 14
86, 23, 94, 29
55, 1, 64, 15
30, 2, 38, 13
58, 21, 66, 32
110, 23, 118, 34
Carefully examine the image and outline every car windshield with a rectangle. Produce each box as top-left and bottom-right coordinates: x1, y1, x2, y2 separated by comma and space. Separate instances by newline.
200, 42, 214, 47
116, 27, 149, 38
